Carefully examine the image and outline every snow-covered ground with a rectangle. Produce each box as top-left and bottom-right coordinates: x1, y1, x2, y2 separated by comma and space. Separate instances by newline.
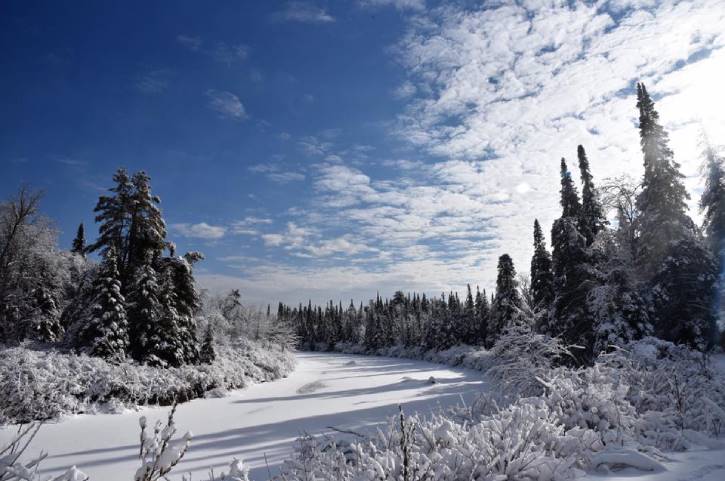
1, 351, 486, 481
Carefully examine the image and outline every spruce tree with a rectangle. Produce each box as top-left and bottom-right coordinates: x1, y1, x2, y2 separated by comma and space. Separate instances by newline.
700, 140, 725, 323
490, 254, 521, 345
474, 286, 489, 346
635, 83, 693, 276
560, 157, 581, 218
549, 158, 595, 360
530, 219, 554, 314
78, 247, 129, 361
650, 237, 717, 350
71, 223, 86, 256
577, 145, 607, 246
126, 258, 162, 363
200, 324, 216, 364
634, 84, 714, 348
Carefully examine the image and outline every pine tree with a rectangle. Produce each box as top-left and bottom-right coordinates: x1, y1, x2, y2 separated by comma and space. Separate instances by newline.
490, 254, 521, 345
635, 83, 693, 276
577, 145, 607, 246
78, 247, 129, 361
71, 223, 86, 256
127, 171, 167, 275
88, 169, 167, 285
200, 324, 216, 364
88, 169, 134, 278
530, 219, 554, 314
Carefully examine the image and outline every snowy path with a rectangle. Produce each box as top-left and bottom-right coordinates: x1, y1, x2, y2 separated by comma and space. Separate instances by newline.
2, 351, 486, 481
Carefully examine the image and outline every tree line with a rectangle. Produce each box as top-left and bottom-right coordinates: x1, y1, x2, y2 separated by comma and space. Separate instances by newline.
277, 84, 725, 363
0, 169, 211, 367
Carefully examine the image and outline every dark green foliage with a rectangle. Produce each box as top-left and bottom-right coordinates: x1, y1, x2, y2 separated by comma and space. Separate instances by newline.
490, 254, 521, 344
78, 247, 129, 361
127, 260, 162, 363
530, 219, 554, 314
635, 83, 693, 277
200, 325, 216, 364
559, 158, 581, 219
577, 145, 607, 246
71, 223, 86, 256
650, 237, 718, 350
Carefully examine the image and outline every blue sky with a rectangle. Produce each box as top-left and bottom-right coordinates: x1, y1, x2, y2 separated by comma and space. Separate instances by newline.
2, 0, 725, 305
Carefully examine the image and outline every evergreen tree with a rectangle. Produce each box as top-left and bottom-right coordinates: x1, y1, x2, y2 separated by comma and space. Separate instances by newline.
71, 223, 86, 256
88, 169, 134, 279
127, 171, 167, 274
635, 83, 694, 276
650, 236, 717, 350
549, 158, 595, 360
490, 254, 521, 344
474, 286, 489, 346
200, 324, 216, 364
700, 139, 725, 323
577, 145, 607, 246
78, 247, 129, 361
589, 231, 651, 354
126, 258, 162, 363
88, 169, 167, 285
530, 219, 554, 314
559, 158, 581, 218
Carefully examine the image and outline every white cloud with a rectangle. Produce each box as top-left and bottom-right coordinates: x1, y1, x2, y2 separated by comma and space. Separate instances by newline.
135, 70, 170, 94
172, 222, 227, 240
205, 90, 247, 119
359, 0, 425, 11
249, 163, 305, 183
202, 0, 725, 304
272, 2, 335, 24
176, 34, 202, 51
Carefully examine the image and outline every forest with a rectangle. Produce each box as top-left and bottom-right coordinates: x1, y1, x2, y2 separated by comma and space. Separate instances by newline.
277, 83, 725, 364
2, 84, 725, 481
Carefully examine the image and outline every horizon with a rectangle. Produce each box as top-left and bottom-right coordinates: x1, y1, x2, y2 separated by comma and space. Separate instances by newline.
3, 0, 725, 306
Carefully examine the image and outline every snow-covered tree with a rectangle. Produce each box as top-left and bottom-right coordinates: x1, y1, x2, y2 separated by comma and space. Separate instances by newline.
127, 258, 163, 363
699, 138, 725, 324
77, 247, 129, 361
199, 324, 216, 364
71, 222, 86, 256
530, 219, 554, 316
549, 158, 595, 361
489, 254, 521, 345
588, 231, 651, 354
577, 145, 607, 246
650, 236, 718, 350
634, 83, 694, 277
474, 286, 489, 346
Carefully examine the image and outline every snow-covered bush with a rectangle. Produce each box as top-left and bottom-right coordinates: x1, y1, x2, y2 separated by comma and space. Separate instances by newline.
0, 339, 295, 424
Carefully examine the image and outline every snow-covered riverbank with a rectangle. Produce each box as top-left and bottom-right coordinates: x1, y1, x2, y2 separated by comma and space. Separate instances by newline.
2, 351, 486, 480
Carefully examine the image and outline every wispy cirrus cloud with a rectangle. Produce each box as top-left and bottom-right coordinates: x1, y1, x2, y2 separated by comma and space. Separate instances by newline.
201, 0, 725, 306
135, 69, 170, 94
271, 2, 335, 24
359, 0, 425, 12
176, 34, 249, 66
172, 222, 227, 240
205, 90, 247, 119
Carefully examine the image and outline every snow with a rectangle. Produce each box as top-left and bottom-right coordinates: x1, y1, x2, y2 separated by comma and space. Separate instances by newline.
1, 351, 486, 481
